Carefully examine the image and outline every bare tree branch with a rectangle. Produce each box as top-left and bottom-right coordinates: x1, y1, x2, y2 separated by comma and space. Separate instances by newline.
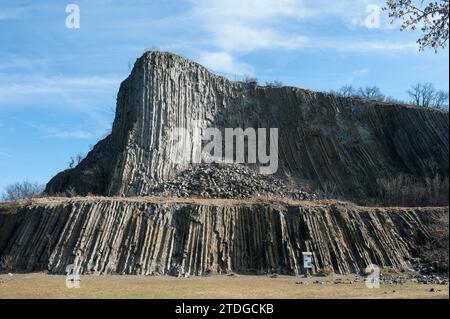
384, 0, 449, 51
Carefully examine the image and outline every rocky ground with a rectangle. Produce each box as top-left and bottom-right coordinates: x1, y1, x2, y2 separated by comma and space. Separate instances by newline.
410, 262, 449, 285
293, 270, 449, 288
148, 163, 317, 200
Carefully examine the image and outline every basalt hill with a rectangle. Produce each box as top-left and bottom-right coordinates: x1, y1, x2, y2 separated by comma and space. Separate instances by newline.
0, 51, 448, 276
45, 51, 448, 204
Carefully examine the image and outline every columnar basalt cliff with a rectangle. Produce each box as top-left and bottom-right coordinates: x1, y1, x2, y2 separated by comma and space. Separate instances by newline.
45, 51, 449, 202
0, 198, 446, 276
1, 52, 448, 276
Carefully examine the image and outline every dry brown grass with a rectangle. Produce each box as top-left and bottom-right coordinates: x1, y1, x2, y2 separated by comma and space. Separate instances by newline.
2, 195, 448, 215
2, 195, 335, 209
0, 273, 448, 299
375, 174, 449, 207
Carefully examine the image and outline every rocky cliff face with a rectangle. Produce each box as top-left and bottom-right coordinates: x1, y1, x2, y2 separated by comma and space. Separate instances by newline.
0, 198, 445, 276
10, 51, 446, 277
45, 51, 449, 202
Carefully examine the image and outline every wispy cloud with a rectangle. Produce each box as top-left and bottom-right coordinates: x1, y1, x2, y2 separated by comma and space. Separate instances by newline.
331, 40, 418, 53
0, 57, 53, 70
344, 68, 370, 83
28, 123, 93, 140
185, 0, 408, 54
0, 74, 122, 105
177, 0, 421, 77
0, 151, 13, 159
0, 73, 118, 138
198, 51, 254, 75
0, 5, 32, 20
190, 0, 308, 52
295, 36, 418, 53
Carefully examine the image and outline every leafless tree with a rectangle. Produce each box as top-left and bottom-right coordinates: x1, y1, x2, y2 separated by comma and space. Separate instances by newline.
408, 82, 434, 107
339, 85, 357, 98
332, 85, 384, 100
432, 90, 449, 108
384, 0, 449, 51
68, 153, 84, 169
408, 82, 449, 108
330, 85, 356, 98
1, 181, 44, 202
356, 86, 385, 101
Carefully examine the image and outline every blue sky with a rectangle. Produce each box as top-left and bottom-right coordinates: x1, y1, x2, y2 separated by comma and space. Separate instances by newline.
0, 0, 448, 192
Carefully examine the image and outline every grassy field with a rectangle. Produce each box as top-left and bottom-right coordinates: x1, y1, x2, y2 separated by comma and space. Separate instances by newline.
0, 273, 448, 299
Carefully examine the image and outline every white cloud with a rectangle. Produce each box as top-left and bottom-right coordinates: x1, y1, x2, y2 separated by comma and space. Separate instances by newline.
184, 0, 416, 54
351, 68, 370, 76
0, 151, 13, 159
0, 57, 52, 70
0, 74, 122, 105
0, 6, 31, 20
28, 124, 93, 140
198, 51, 254, 75
209, 24, 308, 52
301, 37, 419, 53
0, 74, 119, 136
190, 0, 309, 52
180, 0, 418, 78
336, 40, 418, 52
344, 68, 371, 83
191, 0, 306, 21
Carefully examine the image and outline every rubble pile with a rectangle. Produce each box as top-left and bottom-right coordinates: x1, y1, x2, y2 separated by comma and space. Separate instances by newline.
410, 261, 449, 284
149, 163, 317, 200
412, 274, 449, 285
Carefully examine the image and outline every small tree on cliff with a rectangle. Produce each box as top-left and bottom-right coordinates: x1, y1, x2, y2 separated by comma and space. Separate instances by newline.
408, 83, 449, 108
68, 153, 84, 168
384, 0, 449, 51
356, 86, 385, 101
338, 85, 357, 98
332, 85, 385, 101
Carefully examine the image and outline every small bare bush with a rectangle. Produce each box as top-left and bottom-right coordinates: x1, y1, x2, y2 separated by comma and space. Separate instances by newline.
376, 174, 448, 206
315, 181, 340, 200
0, 255, 13, 272
265, 81, 283, 88
65, 187, 78, 197
68, 153, 84, 169
1, 181, 44, 202
420, 214, 449, 273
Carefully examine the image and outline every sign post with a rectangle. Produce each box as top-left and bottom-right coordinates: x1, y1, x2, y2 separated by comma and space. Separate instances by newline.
302, 252, 313, 277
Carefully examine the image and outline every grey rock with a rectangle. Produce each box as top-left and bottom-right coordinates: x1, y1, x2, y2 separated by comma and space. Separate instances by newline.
0, 198, 446, 276
148, 163, 316, 200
